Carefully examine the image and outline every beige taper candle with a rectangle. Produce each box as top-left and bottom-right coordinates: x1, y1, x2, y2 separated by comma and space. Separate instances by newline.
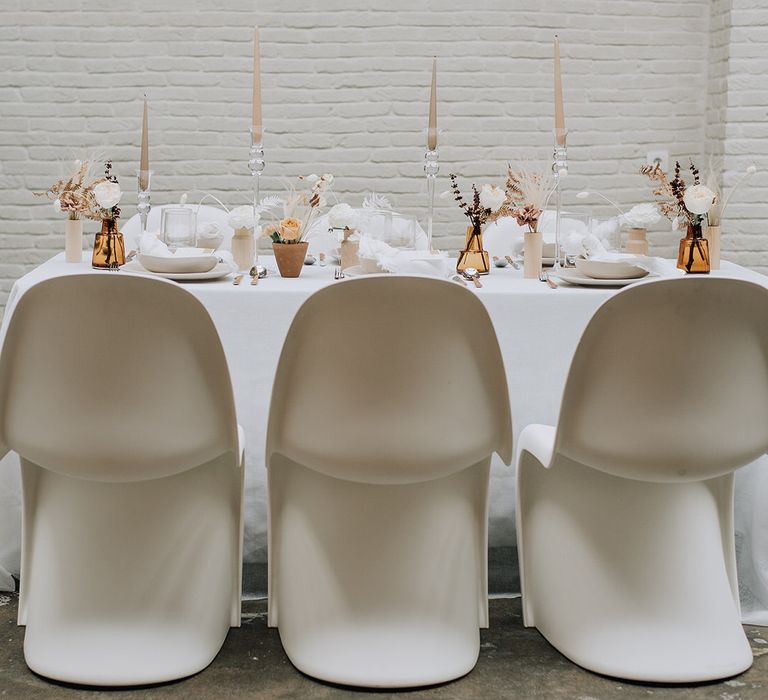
427, 57, 437, 151
139, 97, 149, 190
554, 35, 566, 146
252, 27, 262, 145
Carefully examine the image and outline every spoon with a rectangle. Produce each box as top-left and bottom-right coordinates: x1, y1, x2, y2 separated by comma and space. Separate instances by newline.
462, 267, 483, 288
493, 256, 508, 268
249, 265, 268, 280
505, 255, 521, 270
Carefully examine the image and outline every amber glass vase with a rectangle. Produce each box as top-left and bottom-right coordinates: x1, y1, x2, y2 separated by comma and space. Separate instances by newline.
456, 223, 490, 275
92, 218, 126, 270
676, 223, 710, 274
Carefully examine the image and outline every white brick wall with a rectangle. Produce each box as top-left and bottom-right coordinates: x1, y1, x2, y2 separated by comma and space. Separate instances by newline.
0, 0, 765, 311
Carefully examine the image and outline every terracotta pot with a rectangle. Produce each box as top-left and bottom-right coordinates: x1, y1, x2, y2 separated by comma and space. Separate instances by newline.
523, 231, 543, 279
231, 227, 255, 272
705, 225, 721, 270
273, 242, 308, 278
64, 218, 83, 263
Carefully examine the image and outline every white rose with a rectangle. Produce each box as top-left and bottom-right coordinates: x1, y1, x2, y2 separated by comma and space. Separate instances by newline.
228, 205, 258, 230
93, 181, 122, 210
328, 203, 357, 229
53, 198, 62, 213
683, 184, 716, 216
479, 184, 506, 213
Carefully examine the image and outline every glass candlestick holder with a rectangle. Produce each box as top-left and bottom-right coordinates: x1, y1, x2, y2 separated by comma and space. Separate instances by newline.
249, 129, 267, 278
551, 130, 569, 270
136, 169, 153, 236
424, 148, 439, 252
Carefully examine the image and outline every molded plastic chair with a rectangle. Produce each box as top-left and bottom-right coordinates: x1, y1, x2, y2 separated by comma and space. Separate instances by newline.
266, 276, 512, 687
516, 277, 768, 682
0, 274, 244, 686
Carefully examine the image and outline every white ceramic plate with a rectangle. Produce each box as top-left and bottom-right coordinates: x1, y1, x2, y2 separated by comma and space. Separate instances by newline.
123, 260, 232, 281
555, 269, 657, 287
138, 253, 218, 274
342, 265, 387, 277
574, 258, 648, 280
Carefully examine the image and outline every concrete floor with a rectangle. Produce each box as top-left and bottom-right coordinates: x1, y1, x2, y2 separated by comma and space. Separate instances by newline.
1, 593, 767, 699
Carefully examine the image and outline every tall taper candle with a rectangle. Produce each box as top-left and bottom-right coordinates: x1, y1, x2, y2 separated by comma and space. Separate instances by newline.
252, 27, 262, 145
554, 35, 566, 146
139, 97, 149, 190
427, 57, 437, 150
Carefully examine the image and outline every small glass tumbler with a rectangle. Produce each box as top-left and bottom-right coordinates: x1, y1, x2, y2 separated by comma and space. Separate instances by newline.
161, 207, 196, 251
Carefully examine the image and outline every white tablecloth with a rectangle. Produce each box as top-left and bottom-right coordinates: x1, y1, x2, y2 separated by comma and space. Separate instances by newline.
1, 254, 767, 624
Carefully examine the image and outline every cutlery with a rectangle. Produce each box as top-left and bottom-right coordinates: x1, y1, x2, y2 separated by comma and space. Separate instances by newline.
505, 255, 521, 270
233, 274, 244, 286
493, 256, 508, 268
451, 274, 468, 287
539, 271, 558, 289
334, 267, 345, 280
250, 265, 267, 279
125, 249, 137, 263
249, 267, 259, 286
462, 267, 483, 288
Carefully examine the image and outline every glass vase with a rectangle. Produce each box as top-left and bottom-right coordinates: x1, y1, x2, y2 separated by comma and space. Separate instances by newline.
456, 223, 490, 275
676, 223, 710, 274
92, 218, 126, 270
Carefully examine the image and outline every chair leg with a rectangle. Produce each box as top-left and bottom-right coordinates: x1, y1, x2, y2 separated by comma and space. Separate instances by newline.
517, 454, 752, 683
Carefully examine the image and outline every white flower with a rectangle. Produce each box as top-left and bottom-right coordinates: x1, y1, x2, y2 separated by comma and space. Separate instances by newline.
683, 184, 716, 216
179, 192, 188, 206
328, 203, 357, 229
620, 203, 661, 228
228, 205, 258, 230
93, 181, 122, 210
479, 184, 506, 213
53, 198, 62, 213
198, 221, 221, 236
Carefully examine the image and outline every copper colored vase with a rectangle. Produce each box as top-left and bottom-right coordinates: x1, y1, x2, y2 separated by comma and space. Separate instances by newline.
92, 218, 126, 270
676, 223, 710, 274
457, 223, 490, 275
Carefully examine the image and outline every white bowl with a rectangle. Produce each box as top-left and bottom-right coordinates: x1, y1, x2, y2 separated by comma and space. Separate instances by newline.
574, 258, 649, 280
138, 253, 218, 274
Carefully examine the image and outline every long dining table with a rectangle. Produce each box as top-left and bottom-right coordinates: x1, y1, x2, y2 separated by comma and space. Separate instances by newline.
1, 252, 767, 623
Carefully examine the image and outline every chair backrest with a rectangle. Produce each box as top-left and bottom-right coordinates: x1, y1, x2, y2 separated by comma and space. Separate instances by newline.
554, 277, 768, 482
0, 274, 239, 482
266, 276, 512, 485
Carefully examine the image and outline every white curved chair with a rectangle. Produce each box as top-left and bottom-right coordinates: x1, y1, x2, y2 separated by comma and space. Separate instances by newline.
516, 277, 768, 682
266, 276, 512, 687
0, 274, 244, 686
121, 204, 232, 251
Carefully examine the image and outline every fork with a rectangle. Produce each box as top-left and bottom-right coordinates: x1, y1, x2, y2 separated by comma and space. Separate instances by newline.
334, 267, 345, 280
539, 270, 558, 289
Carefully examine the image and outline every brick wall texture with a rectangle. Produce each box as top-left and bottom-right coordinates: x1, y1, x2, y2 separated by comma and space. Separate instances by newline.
0, 0, 766, 309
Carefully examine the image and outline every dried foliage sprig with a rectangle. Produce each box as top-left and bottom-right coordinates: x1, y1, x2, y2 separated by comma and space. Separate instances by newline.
640, 159, 716, 230
499, 163, 555, 233
705, 158, 757, 226
267, 173, 335, 244
34, 157, 104, 221
449, 173, 492, 228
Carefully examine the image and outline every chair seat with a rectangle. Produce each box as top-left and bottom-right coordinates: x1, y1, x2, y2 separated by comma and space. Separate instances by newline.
280, 620, 479, 688
24, 620, 227, 686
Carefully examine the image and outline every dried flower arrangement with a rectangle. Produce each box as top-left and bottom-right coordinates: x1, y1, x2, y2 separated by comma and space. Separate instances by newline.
264, 174, 335, 244
448, 174, 507, 230
705, 160, 757, 227
500, 163, 555, 233
35, 158, 102, 221
639, 160, 715, 231
35, 158, 122, 222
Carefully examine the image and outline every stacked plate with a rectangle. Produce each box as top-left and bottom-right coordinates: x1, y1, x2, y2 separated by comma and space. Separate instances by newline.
124, 252, 231, 281
555, 258, 652, 287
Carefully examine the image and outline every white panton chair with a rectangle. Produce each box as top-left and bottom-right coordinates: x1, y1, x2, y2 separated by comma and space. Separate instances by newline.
0, 274, 244, 686
516, 277, 768, 682
266, 276, 512, 687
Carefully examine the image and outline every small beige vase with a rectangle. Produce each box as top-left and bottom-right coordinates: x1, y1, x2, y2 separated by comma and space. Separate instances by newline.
273, 242, 308, 278
231, 227, 255, 271
705, 225, 721, 270
341, 238, 359, 270
523, 231, 543, 279
64, 218, 84, 263
625, 227, 649, 256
